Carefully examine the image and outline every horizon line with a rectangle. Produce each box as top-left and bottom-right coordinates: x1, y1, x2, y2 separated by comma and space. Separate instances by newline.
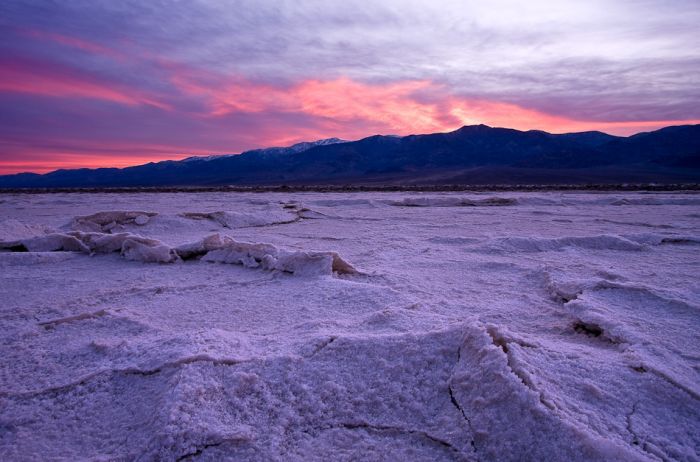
3, 122, 699, 176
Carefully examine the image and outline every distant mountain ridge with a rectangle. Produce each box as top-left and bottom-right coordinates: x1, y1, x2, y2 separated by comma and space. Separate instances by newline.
182, 138, 345, 162
1, 125, 699, 187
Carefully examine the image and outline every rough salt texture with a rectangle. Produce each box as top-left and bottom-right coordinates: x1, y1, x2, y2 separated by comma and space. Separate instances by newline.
0, 191, 698, 461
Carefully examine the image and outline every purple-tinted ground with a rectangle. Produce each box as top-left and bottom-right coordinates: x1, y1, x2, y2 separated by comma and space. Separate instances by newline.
0, 191, 698, 461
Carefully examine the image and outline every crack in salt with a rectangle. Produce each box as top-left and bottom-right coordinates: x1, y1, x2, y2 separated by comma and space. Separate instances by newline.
625, 401, 667, 460
448, 341, 479, 458
174, 435, 250, 461
626, 401, 640, 446
0, 355, 248, 399
315, 422, 473, 460
307, 336, 337, 358
485, 327, 555, 411
175, 442, 225, 461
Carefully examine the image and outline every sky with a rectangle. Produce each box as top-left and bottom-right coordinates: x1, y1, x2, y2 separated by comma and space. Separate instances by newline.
0, 0, 699, 174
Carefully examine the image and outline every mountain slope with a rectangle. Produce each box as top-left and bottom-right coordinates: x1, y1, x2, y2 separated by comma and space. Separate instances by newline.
1, 125, 698, 187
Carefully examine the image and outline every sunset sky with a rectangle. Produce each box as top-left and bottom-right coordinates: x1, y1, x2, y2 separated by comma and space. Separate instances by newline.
1, 0, 699, 174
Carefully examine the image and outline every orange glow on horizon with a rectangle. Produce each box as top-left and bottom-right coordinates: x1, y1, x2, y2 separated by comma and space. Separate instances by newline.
0, 146, 230, 175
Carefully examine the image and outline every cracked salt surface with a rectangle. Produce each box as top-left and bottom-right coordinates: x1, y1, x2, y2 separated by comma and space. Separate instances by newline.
0, 191, 698, 461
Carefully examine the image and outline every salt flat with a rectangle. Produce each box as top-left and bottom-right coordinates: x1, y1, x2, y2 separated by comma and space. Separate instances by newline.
0, 191, 698, 461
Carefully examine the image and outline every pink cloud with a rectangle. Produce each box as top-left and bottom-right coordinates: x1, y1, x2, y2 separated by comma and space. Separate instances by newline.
0, 56, 169, 109
173, 71, 700, 137
19, 28, 127, 61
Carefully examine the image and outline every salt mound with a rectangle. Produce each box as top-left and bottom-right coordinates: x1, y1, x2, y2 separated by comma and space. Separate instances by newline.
121, 235, 178, 263
22, 233, 90, 252
624, 233, 700, 246
0, 231, 178, 263
180, 208, 298, 229
72, 211, 157, 232
390, 197, 517, 207
309, 198, 377, 207
610, 197, 700, 206
489, 235, 645, 252
0, 219, 49, 242
64, 231, 178, 263
0, 230, 356, 275
495, 233, 700, 253
174, 233, 232, 260
67, 231, 133, 253
174, 233, 357, 276
201, 237, 357, 276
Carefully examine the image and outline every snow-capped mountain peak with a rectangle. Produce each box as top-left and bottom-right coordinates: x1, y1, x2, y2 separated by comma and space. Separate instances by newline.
183, 138, 346, 162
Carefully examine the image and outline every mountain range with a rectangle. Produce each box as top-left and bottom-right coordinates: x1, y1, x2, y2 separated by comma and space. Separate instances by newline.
1, 124, 699, 188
